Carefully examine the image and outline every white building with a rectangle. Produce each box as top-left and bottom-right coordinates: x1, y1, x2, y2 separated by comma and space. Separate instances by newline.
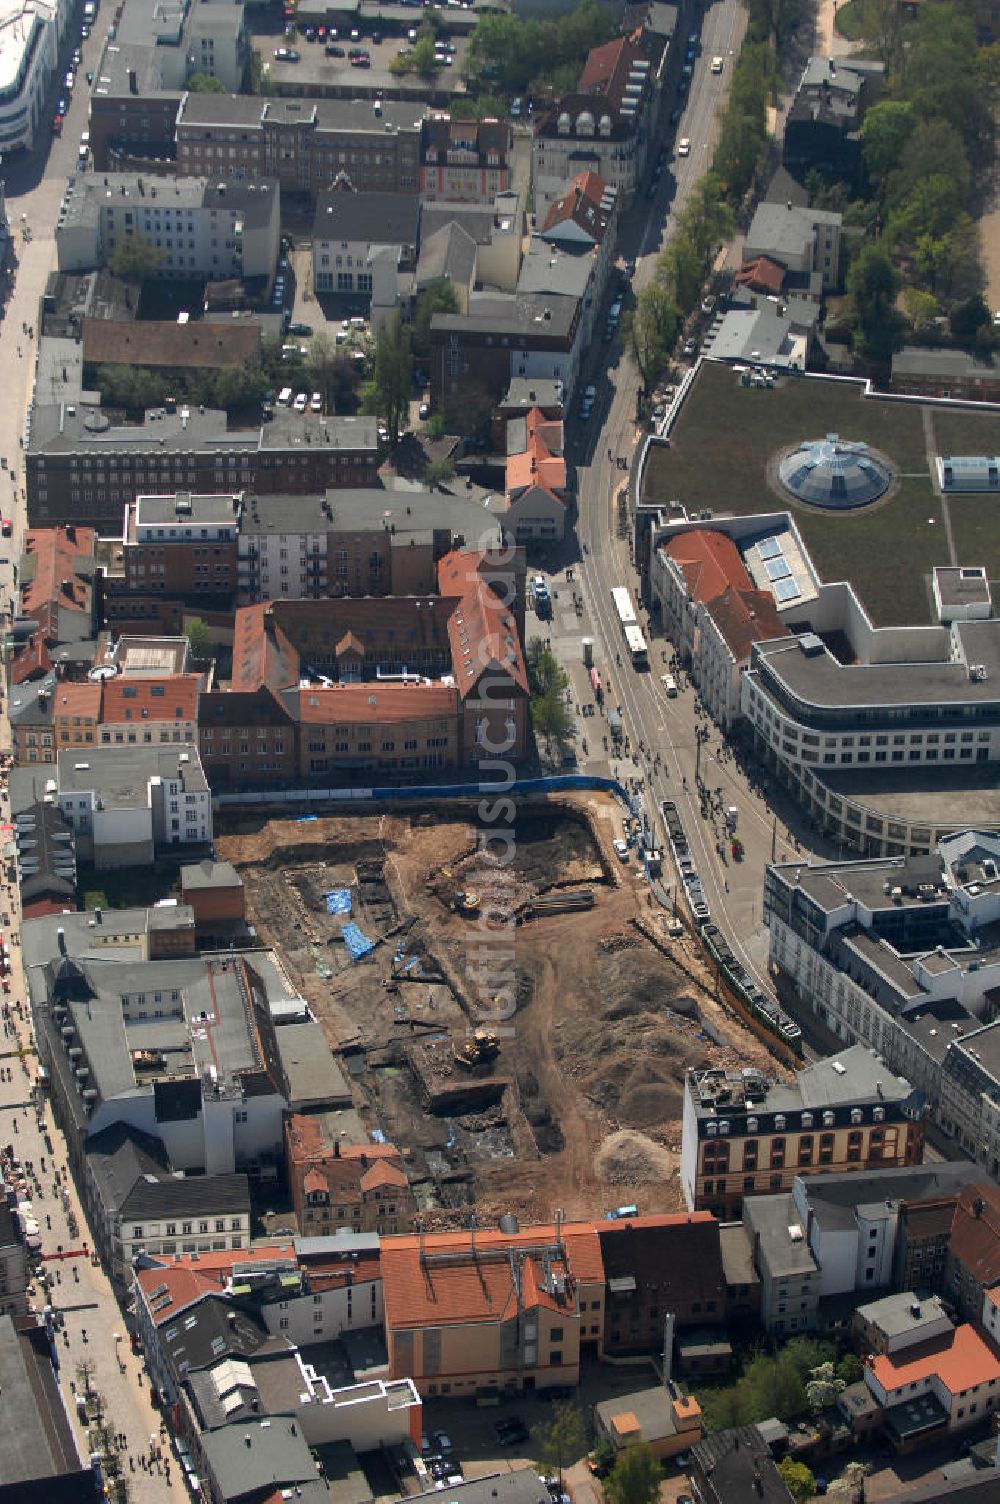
743, 201, 843, 292
0, 0, 69, 153
55, 173, 280, 282
56, 742, 211, 867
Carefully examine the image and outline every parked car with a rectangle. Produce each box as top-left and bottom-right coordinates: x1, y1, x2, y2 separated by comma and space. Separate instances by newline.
682, 337, 698, 357
274, 46, 299, 60
310, 392, 322, 412
293, 392, 308, 412
326, 42, 345, 55
711, 54, 723, 72
418, 400, 430, 420
677, 137, 691, 156
613, 838, 630, 862
433, 1432, 454, 1453
64, 70, 75, 89
288, 322, 313, 336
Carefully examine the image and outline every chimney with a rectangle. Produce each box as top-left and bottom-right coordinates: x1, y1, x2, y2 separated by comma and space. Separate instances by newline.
333, 1139, 340, 1158
974, 1196, 986, 1219
128, 69, 138, 95
787, 200, 792, 210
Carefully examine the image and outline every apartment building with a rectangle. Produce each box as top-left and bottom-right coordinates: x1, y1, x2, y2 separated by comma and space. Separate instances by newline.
765, 831, 1000, 1176
743, 202, 843, 292
891, 348, 1000, 403
17, 525, 97, 648
55, 173, 280, 283
9, 674, 56, 765
99, 674, 201, 748
87, 0, 249, 168
943, 1185, 1000, 1322
597, 1213, 728, 1354
26, 405, 379, 529
503, 407, 570, 543
531, 32, 667, 203
864, 1323, 1000, 1448
52, 681, 101, 754
429, 292, 582, 425
381, 1221, 605, 1398
123, 491, 239, 600
742, 1192, 822, 1335
55, 742, 211, 866
286, 1115, 415, 1236
420, 115, 512, 202
84, 1122, 250, 1284
174, 93, 423, 200
311, 189, 420, 312
680, 1046, 926, 1223
783, 56, 884, 180
235, 485, 507, 603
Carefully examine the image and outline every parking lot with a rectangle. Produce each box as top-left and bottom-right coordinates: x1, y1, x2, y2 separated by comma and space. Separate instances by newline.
250, 11, 473, 93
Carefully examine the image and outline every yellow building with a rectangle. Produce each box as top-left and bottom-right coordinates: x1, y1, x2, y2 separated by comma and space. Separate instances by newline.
381, 1220, 605, 1398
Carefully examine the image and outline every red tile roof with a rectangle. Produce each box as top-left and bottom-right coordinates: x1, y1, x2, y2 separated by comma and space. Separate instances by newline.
53, 681, 102, 722
82, 318, 261, 372
136, 1243, 297, 1324
541, 172, 613, 243
869, 1324, 1000, 1397
949, 1185, 1000, 1285
101, 673, 201, 725
11, 634, 53, 685
20, 527, 96, 640
507, 408, 567, 499
577, 33, 644, 104
736, 256, 786, 295
381, 1223, 604, 1331
231, 604, 302, 693
297, 682, 459, 725
663, 529, 754, 605
437, 550, 529, 699
704, 586, 790, 664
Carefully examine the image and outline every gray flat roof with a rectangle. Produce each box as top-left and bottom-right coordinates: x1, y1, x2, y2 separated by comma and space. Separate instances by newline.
432, 292, 578, 340
856, 1290, 949, 1338
819, 763, 1000, 828
57, 743, 208, 800
753, 625, 1000, 710
199, 1418, 342, 1501
275, 1021, 352, 1107
237, 483, 504, 537
28, 403, 378, 458
0, 1315, 86, 1487
517, 240, 595, 299
181, 859, 242, 892
177, 92, 425, 135
135, 493, 239, 528
743, 1192, 816, 1276
412, 1472, 550, 1504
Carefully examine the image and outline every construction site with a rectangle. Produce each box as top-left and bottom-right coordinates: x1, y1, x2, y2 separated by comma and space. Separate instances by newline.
216, 792, 787, 1226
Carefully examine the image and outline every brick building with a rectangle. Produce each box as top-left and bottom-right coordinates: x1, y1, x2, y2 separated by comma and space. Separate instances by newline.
285, 1114, 415, 1237
123, 491, 240, 603
180, 859, 246, 927
944, 1185, 1000, 1322
174, 94, 423, 199
27, 406, 379, 529
597, 1213, 728, 1354
419, 115, 512, 203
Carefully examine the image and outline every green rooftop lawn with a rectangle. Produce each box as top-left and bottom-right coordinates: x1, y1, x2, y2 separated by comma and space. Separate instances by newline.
642, 364, 952, 625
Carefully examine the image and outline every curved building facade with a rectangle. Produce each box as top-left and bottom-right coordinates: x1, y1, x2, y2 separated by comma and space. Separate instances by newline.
0, 0, 67, 153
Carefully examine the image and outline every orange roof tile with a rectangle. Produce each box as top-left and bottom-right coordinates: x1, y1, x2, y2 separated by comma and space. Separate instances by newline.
231, 603, 302, 693
507, 408, 567, 499
437, 550, 529, 700
381, 1222, 603, 1331
20, 527, 96, 639
950, 1186, 1000, 1285
663, 529, 753, 605
870, 1324, 1000, 1397
11, 635, 53, 685
136, 1243, 297, 1322
359, 1160, 409, 1193
53, 681, 102, 721
298, 682, 459, 725
704, 586, 790, 664
101, 673, 201, 725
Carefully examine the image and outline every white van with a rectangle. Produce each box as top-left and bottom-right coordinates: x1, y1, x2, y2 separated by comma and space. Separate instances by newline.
276, 386, 293, 406
662, 672, 678, 697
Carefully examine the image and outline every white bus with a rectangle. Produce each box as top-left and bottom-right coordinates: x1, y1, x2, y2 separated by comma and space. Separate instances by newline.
611, 586, 638, 630
623, 623, 649, 669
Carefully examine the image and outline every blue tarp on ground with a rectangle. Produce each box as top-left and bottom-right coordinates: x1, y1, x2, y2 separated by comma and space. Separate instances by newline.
342, 922, 375, 961
325, 889, 352, 915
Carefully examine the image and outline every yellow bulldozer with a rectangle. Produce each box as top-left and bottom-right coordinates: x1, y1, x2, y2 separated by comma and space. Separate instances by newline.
453, 1029, 500, 1071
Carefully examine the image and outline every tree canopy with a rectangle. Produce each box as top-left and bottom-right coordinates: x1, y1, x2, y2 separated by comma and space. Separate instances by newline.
108, 233, 162, 285
186, 71, 226, 92
603, 1442, 662, 1504
467, 0, 613, 94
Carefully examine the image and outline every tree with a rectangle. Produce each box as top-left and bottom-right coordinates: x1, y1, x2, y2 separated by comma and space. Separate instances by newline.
307, 332, 361, 413
248, 50, 277, 96
527, 638, 568, 699
778, 1459, 816, 1503
604, 1442, 662, 1504
186, 71, 225, 92
184, 618, 212, 659
861, 100, 913, 183
412, 277, 460, 358
903, 286, 939, 331
949, 293, 991, 341
370, 313, 413, 443
805, 1361, 845, 1414
623, 281, 680, 389
836, 1352, 865, 1386
533, 1402, 584, 1488
846, 243, 902, 361
108, 232, 162, 285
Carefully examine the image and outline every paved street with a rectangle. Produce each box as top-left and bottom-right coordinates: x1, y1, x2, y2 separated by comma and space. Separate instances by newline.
0, 28, 186, 1498
539, 0, 836, 1015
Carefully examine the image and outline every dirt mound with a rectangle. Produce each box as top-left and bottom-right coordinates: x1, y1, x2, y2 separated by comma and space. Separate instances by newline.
595, 1129, 677, 1185
598, 947, 685, 1018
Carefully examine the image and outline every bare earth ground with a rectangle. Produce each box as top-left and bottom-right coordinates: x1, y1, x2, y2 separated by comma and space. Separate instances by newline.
216, 793, 788, 1226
